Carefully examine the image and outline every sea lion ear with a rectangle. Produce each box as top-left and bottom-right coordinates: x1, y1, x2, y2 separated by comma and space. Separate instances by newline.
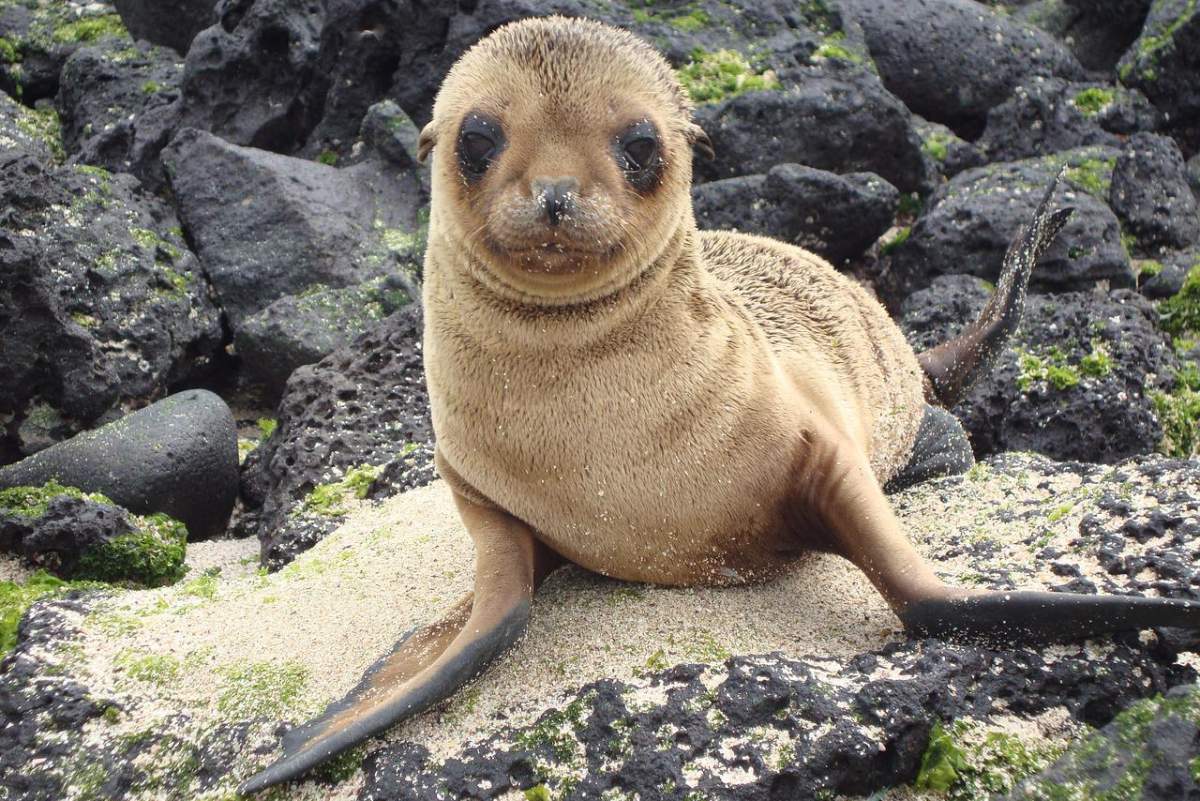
417, 122, 437, 163
687, 122, 715, 161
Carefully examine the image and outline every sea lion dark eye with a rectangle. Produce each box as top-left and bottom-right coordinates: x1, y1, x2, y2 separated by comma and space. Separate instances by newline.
458, 112, 505, 180
615, 120, 663, 192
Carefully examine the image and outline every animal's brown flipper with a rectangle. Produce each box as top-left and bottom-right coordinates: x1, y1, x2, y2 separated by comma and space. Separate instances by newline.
917, 173, 1075, 408
802, 432, 1200, 645
238, 495, 560, 795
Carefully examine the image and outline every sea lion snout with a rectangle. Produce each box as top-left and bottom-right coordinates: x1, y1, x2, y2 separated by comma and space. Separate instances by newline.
530, 176, 580, 226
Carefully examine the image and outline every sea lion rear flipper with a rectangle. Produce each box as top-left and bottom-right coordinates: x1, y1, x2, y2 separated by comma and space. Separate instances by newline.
238, 497, 549, 795
918, 171, 1075, 407
802, 436, 1200, 645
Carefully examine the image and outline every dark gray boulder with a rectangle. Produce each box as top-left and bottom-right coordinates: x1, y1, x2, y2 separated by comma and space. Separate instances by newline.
0, 3, 131, 105
1110, 132, 1200, 252
840, 0, 1086, 137
240, 305, 434, 568
977, 79, 1160, 163
901, 276, 1172, 463
233, 275, 415, 404
112, 0, 217, 55
1117, 0, 1200, 153
0, 153, 223, 461
692, 163, 898, 266
1018, 0, 1153, 72
55, 38, 185, 192
692, 62, 931, 194
880, 147, 1133, 306
0, 390, 238, 541
162, 128, 425, 330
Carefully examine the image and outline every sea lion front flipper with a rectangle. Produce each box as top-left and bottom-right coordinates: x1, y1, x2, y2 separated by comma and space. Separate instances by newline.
800, 436, 1200, 644
238, 494, 549, 795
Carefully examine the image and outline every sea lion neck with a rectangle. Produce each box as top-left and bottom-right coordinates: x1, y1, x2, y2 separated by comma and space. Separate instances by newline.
426, 214, 703, 354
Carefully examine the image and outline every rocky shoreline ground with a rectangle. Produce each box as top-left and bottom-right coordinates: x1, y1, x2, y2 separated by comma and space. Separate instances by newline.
2, 0, 1200, 799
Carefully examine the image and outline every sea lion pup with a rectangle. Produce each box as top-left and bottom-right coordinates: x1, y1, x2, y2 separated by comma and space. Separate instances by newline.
239, 16, 1200, 793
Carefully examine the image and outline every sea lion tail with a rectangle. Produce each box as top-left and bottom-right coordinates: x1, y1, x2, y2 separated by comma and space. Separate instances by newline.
916, 172, 1074, 408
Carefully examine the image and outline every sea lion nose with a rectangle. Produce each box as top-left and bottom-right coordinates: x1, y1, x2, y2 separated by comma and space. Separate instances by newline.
531, 176, 579, 226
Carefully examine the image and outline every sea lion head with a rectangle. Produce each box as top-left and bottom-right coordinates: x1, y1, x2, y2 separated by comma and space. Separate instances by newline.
420, 15, 711, 305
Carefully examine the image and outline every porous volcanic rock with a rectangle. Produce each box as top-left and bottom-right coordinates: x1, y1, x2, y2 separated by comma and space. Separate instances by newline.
162, 127, 425, 330
1117, 0, 1200, 153
840, 0, 1086, 138
1139, 244, 1199, 299
977, 79, 1160, 163
111, 0, 217, 55
880, 147, 1133, 306
56, 38, 184, 191
901, 275, 1173, 463
0, 390, 239, 541
913, 116, 985, 180
233, 275, 416, 404
0, 153, 222, 462
239, 304, 435, 568
6, 453, 1198, 800
0, 91, 58, 162
691, 62, 930, 194
1017, 0, 1153, 72
0, 1, 130, 105
691, 164, 898, 266
1110, 132, 1200, 252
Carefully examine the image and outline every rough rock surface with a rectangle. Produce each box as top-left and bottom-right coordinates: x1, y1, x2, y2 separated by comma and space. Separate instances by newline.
240, 305, 435, 568
1024, 0, 1154, 72
901, 276, 1173, 463
913, 115, 985, 180
977, 79, 1160, 163
1110, 131, 1200, 252
692, 164, 898, 266
841, 0, 1086, 137
3, 453, 1200, 800
0, 390, 239, 541
1139, 244, 1199, 299
881, 147, 1133, 306
55, 38, 184, 191
162, 128, 425, 330
692, 64, 930, 194
111, 0, 216, 55
0, 91, 58, 162
234, 275, 415, 404
1117, 0, 1200, 153
0, 153, 222, 462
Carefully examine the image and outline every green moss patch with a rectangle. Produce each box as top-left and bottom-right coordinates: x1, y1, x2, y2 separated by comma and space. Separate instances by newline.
299, 464, 383, 517
1072, 87, 1115, 116
116, 650, 181, 686
1017, 341, 1112, 392
1149, 371, 1200, 458
676, 48, 780, 104
13, 105, 65, 162
76, 513, 188, 587
1063, 157, 1117, 198
922, 131, 952, 162
0, 570, 103, 656
630, 2, 710, 31
915, 720, 1064, 799
52, 14, 128, 44
812, 31, 863, 63
881, 226, 911, 255
1159, 263, 1200, 335
217, 659, 309, 719
0, 480, 111, 517
0, 36, 18, 64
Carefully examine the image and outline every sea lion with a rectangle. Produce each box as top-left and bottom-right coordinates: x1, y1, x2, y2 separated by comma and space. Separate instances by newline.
239, 16, 1200, 793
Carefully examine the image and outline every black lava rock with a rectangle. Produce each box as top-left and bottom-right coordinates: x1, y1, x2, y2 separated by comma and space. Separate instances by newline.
977, 79, 1160, 163
692, 62, 930, 194
0, 152, 222, 461
841, 0, 1085, 138
56, 38, 185, 192
240, 305, 435, 568
913, 116, 985, 180
901, 276, 1173, 463
880, 147, 1133, 306
1022, 0, 1153, 72
0, 92, 58, 162
233, 276, 415, 405
1110, 132, 1200, 252
111, 0, 217, 55
692, 163, 899, 266
1117, 0, 1200, 154
1139, 244, 1199, 300
162, 127, 425, 330
0, 390, 238, 541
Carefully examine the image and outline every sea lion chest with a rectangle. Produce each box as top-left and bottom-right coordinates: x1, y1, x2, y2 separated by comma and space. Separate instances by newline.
425, 281, 807, 586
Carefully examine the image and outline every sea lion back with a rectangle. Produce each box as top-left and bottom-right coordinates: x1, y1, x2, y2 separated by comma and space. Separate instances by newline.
697, 229, 926, 483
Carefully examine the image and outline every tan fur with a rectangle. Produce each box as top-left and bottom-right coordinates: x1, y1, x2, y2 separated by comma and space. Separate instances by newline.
421, 16, 926, 587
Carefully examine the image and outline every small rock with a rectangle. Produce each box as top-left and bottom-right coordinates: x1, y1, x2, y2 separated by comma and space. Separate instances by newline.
233, 276, 416, 404
977, 78, 1160, 162
1138, 245, 1199, 299
111, 0, 217, 55
692, 164, 899, 265
162, 128, 425, 330
1117, 0, 1200, 153
841, 0, 1086, 137
0, 390, 239, 541
1109, 132, 1200, 252
913, 115, 985, 179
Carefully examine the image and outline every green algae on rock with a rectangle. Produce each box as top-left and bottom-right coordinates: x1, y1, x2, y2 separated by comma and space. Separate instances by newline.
676, 48, 779, 104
